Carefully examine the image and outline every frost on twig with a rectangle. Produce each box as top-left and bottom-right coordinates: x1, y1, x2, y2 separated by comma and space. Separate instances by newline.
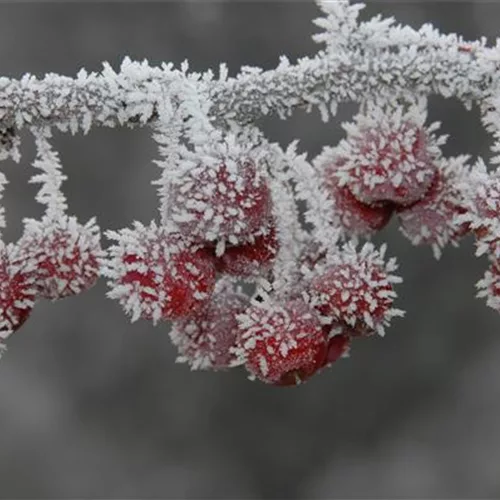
0, 2, 497, 135
29, 127, 68, 220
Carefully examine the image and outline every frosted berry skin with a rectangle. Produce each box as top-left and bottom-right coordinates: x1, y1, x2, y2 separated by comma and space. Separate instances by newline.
17, 215, 102, 300
333, 102, 444, 207
212, 222, 279, 277
308, 243, 403, 336
397, 155, 471, 259
103, 222, 217, 323
346, 123, 434, 206
168, 158, 272, 244
322, 156, 394, 237
170, 287, 249, 370
234, 299, 328, 386
0, 242, 38, 340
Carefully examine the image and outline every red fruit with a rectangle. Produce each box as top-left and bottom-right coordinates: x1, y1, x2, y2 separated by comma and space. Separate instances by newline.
0, 241, 38, 341
168, 156, 271, 244
213, 222, 279, 277
334, 102, 442, 206
234, 298, 328, 386
169, 282, 249, 370
320, 153, 394, 237
18, 215, 103, 300
397, 155, 471, 259
103, 222, 216, 323
308, 242, 403, 336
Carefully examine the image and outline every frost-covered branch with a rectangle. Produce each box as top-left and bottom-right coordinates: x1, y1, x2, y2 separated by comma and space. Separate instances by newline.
0, 2, 500, 138
2, 0, 500, 385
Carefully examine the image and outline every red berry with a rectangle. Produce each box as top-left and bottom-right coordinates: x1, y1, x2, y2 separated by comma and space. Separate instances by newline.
213, 221, 279, 277
308, 242, 403, 336
397, 155, 471, 258
169, 281, 249, 370
103, 222, 216, 323
168, 156, 271, 244
18, 215, 102, 300
0, 241, 38, 341
319, 151, 394, 237
234, 298, 327, 386
334, 102, 443, 206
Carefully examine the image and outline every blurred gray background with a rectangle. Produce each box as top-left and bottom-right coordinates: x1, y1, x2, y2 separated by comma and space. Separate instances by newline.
0, 1, 500, 498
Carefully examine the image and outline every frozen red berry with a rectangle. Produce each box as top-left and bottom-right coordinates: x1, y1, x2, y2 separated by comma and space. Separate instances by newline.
212, 221, 279, 277
17, 215, 103, 300
397, 155, 471, 258
308, 242, 404, 336
334, 100, 444, 207
170, 281, 249, 370
318, 150, 394, 237
0, 241, 38, 341
168, 152, 271, 244
233, 298, 328, 386
103, 221, 216, 323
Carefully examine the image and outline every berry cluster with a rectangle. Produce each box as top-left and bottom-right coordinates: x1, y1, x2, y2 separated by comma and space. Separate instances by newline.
99, 123, 409, 386
104, 139, 279, 323
4, 0, 500, 391
228, 242, 402, 385
315, 101, 471, 258
5, 99, 477, 386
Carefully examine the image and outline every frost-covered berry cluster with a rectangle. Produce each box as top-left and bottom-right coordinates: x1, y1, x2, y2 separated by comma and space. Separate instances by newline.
2, 0, 500, 386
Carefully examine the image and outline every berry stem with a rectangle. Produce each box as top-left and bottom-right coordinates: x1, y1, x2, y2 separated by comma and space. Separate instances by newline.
29, 127, 68, 221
